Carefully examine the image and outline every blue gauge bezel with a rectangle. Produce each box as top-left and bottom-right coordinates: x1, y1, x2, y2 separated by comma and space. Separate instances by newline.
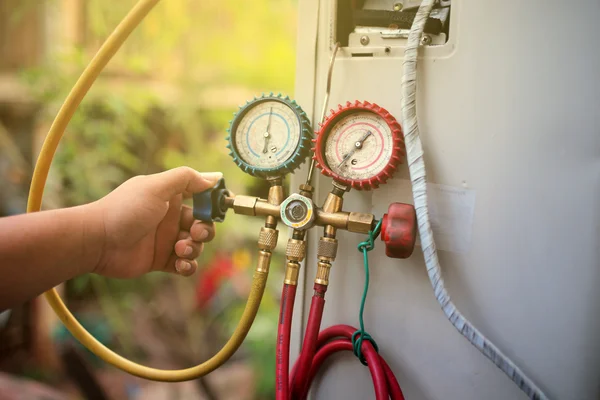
226, 94, 313, 178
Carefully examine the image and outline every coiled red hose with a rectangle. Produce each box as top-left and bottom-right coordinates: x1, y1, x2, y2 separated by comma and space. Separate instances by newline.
282, 289, 404, 400
305, 325, 404, 400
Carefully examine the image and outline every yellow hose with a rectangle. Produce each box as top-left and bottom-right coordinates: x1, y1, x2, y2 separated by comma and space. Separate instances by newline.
26, 0, 269, 381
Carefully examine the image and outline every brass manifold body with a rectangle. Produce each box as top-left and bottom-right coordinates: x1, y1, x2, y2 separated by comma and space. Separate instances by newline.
234, 180, 376, 288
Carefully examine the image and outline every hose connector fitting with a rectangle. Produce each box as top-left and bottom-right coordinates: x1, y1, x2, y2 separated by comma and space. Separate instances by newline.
284, 261, 301, 285
315, 261, 332, 286
317, 237, 338, 262
258, 227, 278, 252
256, 250, 272, 274
286, 238, 306, 262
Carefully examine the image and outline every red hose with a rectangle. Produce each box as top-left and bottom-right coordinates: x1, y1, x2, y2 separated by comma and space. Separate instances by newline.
381, 356, 405, 400
282, 284, 405, 399
290, 324, 404, 400
276, 284, 297, 400
304, 340, 389, 399
290, 283, 327, 399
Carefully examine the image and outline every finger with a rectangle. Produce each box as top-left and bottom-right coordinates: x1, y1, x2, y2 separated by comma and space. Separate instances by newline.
146, 167, 223, 201
175, 258, 198, 277
153, 194, 184, 268
174, 238, 204, 259
178, 230, 189, 241
162, 253, 198, 276
180, 205, 194, 231
180, 207, 215, 239
190, 220, 215, 242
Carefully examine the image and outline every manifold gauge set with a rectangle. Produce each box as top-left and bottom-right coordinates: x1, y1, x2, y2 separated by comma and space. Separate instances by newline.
198, 93, 417, 400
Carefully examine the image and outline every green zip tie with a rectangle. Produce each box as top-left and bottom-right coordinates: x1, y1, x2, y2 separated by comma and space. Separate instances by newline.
351, 219, 383, 366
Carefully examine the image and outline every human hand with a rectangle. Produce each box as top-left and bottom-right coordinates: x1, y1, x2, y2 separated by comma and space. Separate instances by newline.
89, 167, 221, 278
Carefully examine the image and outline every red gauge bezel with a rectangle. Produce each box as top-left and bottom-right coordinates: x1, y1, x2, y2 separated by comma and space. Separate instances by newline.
312, 101, 405, 191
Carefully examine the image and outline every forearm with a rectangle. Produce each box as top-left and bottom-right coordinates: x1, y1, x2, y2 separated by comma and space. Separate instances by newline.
0, 205, 103, 310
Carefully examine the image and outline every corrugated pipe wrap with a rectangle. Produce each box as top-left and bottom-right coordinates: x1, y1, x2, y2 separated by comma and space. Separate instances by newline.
400, 2, 549, 399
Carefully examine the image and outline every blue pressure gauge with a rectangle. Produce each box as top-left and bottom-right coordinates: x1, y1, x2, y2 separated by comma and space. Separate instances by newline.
226, 94, 312, 178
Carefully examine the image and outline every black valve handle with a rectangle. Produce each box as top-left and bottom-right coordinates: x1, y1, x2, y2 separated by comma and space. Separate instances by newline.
192, 178, 231, 223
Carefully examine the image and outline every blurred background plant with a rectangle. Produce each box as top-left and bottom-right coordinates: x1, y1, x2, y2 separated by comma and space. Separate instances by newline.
0, 1, 297, 399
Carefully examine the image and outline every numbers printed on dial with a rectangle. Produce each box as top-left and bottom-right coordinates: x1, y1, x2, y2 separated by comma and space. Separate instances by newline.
234, 100, 301, 169
324, 111, 394, 181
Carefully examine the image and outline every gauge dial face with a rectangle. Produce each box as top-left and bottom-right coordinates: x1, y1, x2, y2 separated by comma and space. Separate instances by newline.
233, 100, 302, 169
323, 111, 394, 181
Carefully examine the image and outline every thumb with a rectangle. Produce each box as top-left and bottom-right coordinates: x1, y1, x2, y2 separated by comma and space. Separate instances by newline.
146, 167, 222, 201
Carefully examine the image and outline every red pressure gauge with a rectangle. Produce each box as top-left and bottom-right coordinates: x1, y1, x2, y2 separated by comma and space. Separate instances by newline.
313, 101, 405, 190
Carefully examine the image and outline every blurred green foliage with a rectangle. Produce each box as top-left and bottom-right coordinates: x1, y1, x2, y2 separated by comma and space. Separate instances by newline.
85, 0, 297, 89
21, 1, 298, 397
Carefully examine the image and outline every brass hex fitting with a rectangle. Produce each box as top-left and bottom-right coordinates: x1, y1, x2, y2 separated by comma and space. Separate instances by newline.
258, 227, 278, 251
233, 195, 258, 216
286, 238, 306, 262
314, 210, 376, 234
317, 237, 338, 262
299, 183, 313, 192
347, 212, 374, 234
284, 261, 301, 285
315, 261, 332, 286
256, 250, 271, 273
280, 194, 315, 230
299, 183, 314, 198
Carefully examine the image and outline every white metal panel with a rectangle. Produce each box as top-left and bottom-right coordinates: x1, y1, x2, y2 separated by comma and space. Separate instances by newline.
292, 1, 600, 399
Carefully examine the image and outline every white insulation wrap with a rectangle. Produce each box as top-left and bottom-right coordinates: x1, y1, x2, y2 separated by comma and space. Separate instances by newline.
400, 2, 549, 400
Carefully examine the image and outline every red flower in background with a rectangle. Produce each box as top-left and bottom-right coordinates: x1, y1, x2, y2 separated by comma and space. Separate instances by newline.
195, 252, 235, 310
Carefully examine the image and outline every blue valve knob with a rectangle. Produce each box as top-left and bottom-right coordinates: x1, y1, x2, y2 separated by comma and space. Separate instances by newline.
193, 178, 231, 223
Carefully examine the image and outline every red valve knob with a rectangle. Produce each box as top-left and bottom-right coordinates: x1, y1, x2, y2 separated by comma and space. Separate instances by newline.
380, 203, 417, 259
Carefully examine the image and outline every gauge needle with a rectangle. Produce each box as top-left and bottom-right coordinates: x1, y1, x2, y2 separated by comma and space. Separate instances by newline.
262, 107, 273, 154
337, 131, 372, 168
